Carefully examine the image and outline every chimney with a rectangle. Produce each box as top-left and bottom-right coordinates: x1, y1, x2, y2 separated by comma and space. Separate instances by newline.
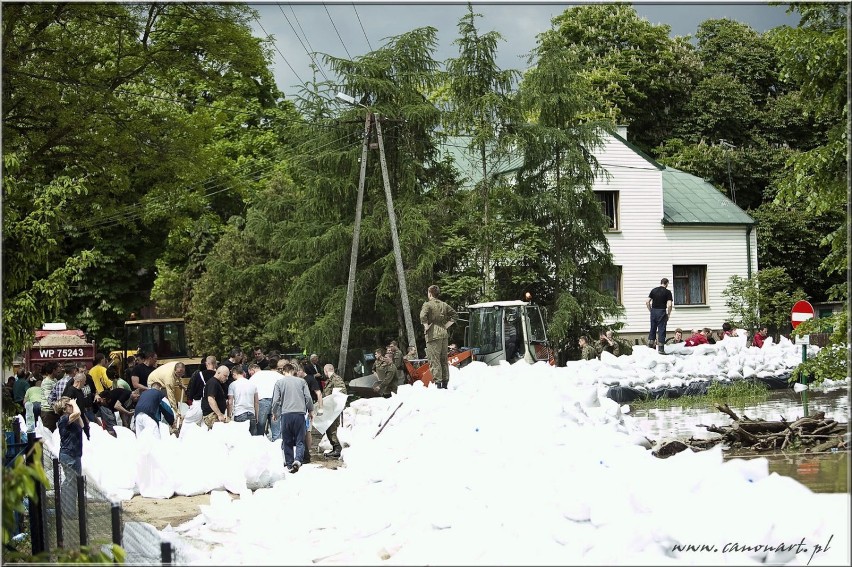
616, 124, 628, 139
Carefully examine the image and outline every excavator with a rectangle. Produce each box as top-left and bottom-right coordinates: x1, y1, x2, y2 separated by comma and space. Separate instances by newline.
348, 299, 552, 396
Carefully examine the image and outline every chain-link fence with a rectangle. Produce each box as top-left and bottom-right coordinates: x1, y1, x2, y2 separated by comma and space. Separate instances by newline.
17, 436, 186, 564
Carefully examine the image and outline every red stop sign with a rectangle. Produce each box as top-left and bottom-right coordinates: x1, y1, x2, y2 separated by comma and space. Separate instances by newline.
791, 300, 815, 329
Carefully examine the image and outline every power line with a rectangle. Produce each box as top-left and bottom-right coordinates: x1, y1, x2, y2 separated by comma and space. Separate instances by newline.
352, 3, 374, 52
253, 14, 307, 88
288, 4, 325, 77
323, 3, 353, 61
278, 4, 331, 84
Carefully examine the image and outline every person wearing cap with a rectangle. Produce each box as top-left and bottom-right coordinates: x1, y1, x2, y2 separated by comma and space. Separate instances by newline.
419, 284, 458, 389
134, 382, 175, 439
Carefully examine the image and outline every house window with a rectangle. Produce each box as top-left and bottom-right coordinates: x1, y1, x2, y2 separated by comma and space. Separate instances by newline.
673, 265, 706, 305
595, 191, 619, 230
601, 266, 622, 305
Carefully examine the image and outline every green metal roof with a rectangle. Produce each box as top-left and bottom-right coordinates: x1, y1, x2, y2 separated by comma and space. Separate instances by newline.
439, 137, 522, 187
662, 167, 754, 226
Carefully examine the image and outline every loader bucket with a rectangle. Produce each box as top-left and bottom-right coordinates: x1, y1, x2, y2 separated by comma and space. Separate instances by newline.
404, 359, 433, 387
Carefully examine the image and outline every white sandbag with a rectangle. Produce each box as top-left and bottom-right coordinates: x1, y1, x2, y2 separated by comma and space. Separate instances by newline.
182, 402, 202, 425
312, 389, 348, 435
136, 438, 175, 499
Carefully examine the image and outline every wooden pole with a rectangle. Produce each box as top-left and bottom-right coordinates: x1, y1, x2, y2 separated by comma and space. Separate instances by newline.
374, 115, 416, 350
338, 111, 373, 374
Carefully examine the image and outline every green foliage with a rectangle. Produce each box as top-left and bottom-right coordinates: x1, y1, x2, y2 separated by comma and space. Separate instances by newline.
791, 310, 849, 384
752, 199, 846, 302
2, 442, 49, 547
723, 268, 807, 333
511, 29, 622, 348
2, 3, 293, 364
441, 3, 522, 300
769, 3, 848, 300
548, 4, 699, 154
630, 380, 769, 410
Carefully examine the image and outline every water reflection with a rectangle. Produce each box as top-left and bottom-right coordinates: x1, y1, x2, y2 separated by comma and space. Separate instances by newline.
627, 386, 850, 493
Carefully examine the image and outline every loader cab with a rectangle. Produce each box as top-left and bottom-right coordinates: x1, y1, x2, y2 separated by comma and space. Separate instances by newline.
464, 301, 550, 366
125, 318, 189, 360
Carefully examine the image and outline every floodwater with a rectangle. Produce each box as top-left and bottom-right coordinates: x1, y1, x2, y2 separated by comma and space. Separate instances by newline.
628, 386, 850, 493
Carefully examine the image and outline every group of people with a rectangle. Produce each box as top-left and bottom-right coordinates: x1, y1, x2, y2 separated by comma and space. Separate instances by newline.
578, 330, 623, 361
646, 276, 772, 351
28, 347, 352, 483
179, 348, 349, 471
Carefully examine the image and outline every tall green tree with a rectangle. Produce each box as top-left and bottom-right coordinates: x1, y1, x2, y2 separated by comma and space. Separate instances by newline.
547, 4, 699, 155
657, 19, 795, 212
2, 3, 290, 362
187, 28, 451, 362
768, 3, 848, 301
441, 3, 521, 301
512, 29, 620, 351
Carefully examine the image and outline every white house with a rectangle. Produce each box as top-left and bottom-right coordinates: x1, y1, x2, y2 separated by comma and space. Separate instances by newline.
595, 127, 757, 342
443, 127, 758, 343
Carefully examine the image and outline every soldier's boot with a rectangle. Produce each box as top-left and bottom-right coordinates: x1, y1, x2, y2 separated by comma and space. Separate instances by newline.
327, 443, 342, 459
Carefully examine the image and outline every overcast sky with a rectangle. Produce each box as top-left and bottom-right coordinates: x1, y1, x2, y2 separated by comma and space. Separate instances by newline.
249, 2, 800, 99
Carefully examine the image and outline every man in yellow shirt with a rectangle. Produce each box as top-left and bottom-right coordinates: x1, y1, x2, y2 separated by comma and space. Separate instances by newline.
147, 361, 186, 421
89, 353, 113, 393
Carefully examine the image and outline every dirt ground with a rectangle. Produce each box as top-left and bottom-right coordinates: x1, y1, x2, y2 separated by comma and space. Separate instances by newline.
121, 436, 343, 530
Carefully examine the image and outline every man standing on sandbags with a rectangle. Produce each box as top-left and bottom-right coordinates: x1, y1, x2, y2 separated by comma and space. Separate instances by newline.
645, 277, 673, 354
419, 284, 458, 389
271, 362, 314, 474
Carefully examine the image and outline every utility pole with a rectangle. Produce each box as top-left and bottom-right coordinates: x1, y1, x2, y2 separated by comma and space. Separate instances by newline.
375, 114, 417, 349
338, 111, 372, 374
335, 93, 417, 373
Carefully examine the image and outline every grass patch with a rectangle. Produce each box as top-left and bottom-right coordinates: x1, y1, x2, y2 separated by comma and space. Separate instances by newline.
629, 380, 770, 411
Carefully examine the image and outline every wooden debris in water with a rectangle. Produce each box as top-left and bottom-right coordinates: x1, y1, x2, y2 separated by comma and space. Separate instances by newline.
652, 403, 849, 458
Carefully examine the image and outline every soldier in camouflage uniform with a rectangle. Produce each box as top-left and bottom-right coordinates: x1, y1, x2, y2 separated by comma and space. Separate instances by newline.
372, 346, 397, 397
419, 285, 458, 388
388, 340, 404, 386
321, 364, 347, 458
579, 335, 596, 360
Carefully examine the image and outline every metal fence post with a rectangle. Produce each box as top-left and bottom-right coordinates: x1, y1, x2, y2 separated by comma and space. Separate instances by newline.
53, 457, 64, 548
77, 474, 88, 546
161, 541, 173, 565
26, 437, 47, 555
111, 502, 122, 554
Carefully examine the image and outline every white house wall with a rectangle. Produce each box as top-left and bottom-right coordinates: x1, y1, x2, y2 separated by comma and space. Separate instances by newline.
593, 133, 758, 339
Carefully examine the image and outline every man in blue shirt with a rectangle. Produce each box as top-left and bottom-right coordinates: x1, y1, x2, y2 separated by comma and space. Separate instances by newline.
133, 382, 175, 440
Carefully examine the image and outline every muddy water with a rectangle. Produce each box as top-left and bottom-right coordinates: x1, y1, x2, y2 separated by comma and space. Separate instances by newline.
627, 386, 850, 493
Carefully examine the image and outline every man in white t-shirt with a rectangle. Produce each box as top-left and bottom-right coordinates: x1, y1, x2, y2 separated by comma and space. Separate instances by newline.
249, 364, 282, 439
227, 365, 258, 435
